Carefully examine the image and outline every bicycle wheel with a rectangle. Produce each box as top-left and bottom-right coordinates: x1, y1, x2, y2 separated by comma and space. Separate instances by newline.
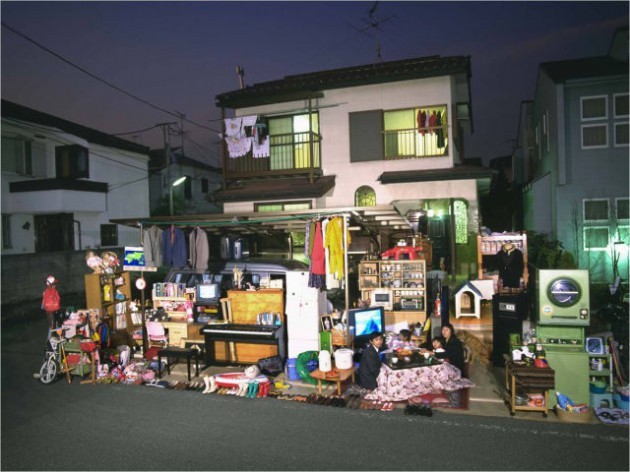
39, 357, 58, 384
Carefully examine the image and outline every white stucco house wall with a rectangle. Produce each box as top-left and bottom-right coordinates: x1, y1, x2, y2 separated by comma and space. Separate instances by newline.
1, 99, 151, 254
213, 55, 494, 273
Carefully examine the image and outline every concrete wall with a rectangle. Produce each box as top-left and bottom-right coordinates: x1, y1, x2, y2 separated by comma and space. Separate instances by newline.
1, 248, 123, 321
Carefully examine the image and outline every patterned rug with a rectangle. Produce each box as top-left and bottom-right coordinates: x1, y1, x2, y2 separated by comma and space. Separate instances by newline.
409, 388, 470, 410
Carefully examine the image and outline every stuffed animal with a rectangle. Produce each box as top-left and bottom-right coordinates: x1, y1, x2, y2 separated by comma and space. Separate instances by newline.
85, 251, 105, 274
101, 251, 120, 273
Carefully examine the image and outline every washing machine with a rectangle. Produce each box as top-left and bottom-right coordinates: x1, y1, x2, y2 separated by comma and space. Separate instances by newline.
537, 270, 590, 326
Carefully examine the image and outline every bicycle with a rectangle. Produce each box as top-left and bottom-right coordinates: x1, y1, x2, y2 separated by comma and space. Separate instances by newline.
38, 328, 72, 385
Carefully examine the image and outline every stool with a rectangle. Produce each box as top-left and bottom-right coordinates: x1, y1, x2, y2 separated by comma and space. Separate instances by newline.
590, 392, 614, 408
157, 347, 199, 381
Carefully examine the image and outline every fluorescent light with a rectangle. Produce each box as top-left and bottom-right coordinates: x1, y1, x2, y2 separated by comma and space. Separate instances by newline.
172, 176, 187, 187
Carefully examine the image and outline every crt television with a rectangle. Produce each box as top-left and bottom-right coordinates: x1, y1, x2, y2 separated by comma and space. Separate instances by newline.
348, 306, 385, 348
196, 283, 219, 304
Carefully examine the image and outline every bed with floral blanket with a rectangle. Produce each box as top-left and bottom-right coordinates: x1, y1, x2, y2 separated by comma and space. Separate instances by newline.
364, 361, 475, 403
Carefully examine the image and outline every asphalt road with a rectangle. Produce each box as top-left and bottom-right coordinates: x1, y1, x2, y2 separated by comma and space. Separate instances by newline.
2, 315, 628, 471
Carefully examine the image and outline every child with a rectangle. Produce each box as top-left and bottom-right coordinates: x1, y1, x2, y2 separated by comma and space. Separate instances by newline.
431, 337, 445, 353
390, 328, 415, 350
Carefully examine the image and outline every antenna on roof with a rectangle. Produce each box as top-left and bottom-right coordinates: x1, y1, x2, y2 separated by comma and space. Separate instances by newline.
236, 65, 245, 89
347, 2, 396, 63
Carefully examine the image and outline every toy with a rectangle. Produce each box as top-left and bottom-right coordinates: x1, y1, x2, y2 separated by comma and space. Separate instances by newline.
380, 245, 425, 260
85, 251, 105, 274
101, 251, 120, 273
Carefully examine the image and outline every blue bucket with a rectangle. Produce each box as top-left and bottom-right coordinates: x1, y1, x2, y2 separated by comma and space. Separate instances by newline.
286, 358, 300, 381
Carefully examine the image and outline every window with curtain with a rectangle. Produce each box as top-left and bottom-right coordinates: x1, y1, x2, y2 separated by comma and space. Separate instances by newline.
55, 144, 89, 178
269, 113, 319, 170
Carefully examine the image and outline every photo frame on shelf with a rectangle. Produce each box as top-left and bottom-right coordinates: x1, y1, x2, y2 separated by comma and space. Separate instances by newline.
321, 315, 333, 332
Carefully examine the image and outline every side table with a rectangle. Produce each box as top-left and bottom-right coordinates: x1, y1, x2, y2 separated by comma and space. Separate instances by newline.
310, 365, 357, 395
505, 361, 555, 417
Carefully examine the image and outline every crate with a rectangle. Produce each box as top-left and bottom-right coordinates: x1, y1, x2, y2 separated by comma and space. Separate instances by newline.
555, 406, 594, 423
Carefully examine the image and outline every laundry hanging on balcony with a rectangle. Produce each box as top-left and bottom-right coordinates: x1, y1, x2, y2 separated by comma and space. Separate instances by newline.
252, 122, 270, 158
223, 115, 258, 158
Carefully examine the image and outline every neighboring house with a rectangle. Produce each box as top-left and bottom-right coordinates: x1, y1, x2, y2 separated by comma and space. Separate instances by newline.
520, 27, 629, 282
148, 148, 222, 216
214, 55, 495, 273
1, 99, 151, 254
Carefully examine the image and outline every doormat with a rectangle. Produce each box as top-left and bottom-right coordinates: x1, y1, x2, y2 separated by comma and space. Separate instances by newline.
409, 388, 470, 410
594, 408, 629, 426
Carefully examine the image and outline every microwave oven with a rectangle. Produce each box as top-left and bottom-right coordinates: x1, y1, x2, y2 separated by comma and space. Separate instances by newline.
370, 289, 393, 311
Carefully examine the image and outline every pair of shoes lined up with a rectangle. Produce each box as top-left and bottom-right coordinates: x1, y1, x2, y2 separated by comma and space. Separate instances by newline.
307, 394, 346, 407
404, 404, 433, 417
344, 395, 362, 409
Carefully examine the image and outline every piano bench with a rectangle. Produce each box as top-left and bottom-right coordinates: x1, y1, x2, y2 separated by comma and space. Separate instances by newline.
157, 347, 200, 381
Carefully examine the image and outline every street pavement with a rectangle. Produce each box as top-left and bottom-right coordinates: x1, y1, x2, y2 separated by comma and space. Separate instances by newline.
2, 314, 628, 471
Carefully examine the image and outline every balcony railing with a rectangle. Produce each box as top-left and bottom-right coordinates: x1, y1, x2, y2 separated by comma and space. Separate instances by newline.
223, 131, 321, 181
384, 126, 448, 159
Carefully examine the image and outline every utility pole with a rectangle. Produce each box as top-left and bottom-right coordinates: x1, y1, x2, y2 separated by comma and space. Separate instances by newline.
236, 65, 245, 89
156, 122, 177, 213
175, 111, 186, 157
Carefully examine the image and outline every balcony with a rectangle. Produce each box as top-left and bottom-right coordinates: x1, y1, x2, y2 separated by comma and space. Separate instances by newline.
384, 126, 448, 159
223, 131, 322, 182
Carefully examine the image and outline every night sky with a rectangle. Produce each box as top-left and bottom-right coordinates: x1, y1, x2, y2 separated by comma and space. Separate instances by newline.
2, 1, 628, 167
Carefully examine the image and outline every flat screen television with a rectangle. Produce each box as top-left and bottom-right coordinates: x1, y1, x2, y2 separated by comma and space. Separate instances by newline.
348, 306, 385, 348
196, 283, 219, 304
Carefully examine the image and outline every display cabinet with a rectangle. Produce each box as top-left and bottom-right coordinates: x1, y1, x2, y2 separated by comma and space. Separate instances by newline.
358, 260, 427, 326
588, 353, 614, 391
85, 271, 131, 332
477, 233, 529, 290
151, 283, 196, 347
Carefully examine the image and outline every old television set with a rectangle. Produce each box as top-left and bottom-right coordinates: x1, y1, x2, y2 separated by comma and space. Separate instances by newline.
348, 306, 385, 349
196, 282, 219, 304
370, 289, 393, 311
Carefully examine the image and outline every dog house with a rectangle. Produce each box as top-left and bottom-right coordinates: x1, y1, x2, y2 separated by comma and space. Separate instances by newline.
454, 280, 495, 319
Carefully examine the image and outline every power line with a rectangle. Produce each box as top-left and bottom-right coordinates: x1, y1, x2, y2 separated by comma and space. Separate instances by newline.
112, 124, 162, 136
1, 21, 221, 134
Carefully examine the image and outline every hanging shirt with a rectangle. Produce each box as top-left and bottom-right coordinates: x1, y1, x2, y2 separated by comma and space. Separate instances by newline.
308, 221, 326, 289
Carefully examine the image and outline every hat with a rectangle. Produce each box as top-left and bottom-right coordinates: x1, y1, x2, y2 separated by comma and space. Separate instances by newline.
46, 275, 58, 285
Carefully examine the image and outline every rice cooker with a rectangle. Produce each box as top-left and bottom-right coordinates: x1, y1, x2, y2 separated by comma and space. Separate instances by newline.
334, 348, 354, 370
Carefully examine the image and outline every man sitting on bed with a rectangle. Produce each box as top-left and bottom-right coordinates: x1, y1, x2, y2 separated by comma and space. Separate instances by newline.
357, 331, 384, 390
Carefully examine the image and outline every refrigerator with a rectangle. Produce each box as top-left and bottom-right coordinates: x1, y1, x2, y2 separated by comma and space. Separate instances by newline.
285, 270, 327, 359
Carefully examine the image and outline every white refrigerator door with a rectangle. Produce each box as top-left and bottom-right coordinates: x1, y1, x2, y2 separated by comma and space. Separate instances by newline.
285, 271, 325, 357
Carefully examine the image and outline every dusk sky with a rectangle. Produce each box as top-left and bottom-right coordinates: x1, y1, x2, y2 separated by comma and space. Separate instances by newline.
2, 1, 628, 167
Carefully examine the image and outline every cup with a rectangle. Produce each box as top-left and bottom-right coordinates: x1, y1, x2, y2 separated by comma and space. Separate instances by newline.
391, 357, 399, 365
423, 352, 430, 360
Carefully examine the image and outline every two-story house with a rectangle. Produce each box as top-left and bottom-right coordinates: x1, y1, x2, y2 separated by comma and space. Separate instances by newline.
1, 99, 151, 254
521, 27, 629, 282
148, 148, 223, 216
213, 55, 494, 274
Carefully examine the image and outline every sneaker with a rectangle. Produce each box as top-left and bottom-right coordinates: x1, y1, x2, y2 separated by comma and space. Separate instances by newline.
33, 373, 41, 380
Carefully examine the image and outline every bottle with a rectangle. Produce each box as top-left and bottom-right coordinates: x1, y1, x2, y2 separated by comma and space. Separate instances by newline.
535, 343, 546, 359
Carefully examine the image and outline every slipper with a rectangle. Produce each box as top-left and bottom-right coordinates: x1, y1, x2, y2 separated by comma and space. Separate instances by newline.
381, 402, 394, 412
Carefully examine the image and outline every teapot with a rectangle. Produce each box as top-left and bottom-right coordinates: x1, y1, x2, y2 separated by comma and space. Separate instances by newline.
318, 350, 332, 373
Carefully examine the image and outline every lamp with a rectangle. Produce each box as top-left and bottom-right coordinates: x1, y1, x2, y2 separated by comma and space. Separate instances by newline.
169, 176, 187, 215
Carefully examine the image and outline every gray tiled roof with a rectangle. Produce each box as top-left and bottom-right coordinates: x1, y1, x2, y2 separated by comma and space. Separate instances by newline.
216, 55, 471, 109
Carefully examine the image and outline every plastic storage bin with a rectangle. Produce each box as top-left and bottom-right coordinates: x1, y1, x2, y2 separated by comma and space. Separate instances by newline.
286, 358, 300, 381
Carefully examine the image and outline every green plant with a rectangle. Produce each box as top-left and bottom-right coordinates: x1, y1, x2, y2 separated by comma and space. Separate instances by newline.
528, 231, 576, 270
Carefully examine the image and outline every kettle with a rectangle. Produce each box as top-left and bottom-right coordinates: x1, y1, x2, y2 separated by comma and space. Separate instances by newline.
318, 350, 332, 372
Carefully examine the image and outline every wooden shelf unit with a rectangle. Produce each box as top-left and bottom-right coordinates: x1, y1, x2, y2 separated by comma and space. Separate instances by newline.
477, 233, 529, 290
85, 271, 131, 332
358, 260, 427, 327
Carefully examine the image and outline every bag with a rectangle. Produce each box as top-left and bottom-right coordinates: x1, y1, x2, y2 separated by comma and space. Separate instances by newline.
96, 322, 110, 349
42, 286, 61, 312
257, 355, 284, 376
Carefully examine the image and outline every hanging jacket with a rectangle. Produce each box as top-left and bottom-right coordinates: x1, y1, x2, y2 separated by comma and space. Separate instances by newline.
162, 226, 187, 268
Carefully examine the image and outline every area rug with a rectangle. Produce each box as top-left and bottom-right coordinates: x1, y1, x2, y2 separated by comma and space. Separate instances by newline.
594, 408, 629, 426
409, 388, 470, 410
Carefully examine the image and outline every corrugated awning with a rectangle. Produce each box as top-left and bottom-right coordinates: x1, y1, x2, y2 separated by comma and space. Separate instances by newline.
212, 175, 335, 203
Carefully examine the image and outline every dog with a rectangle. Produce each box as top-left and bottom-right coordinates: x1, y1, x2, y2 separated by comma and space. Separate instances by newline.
457, 329, 491, 365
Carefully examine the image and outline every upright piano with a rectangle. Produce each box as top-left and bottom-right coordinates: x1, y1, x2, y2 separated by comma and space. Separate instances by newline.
200, 323, 286, 366
199, 289, 286, 366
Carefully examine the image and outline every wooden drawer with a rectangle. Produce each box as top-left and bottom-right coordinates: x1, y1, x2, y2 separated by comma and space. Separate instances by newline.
161, 321, 188, 346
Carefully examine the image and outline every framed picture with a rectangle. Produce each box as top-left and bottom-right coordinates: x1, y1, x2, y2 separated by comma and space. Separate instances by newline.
321, 315, 333, 332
